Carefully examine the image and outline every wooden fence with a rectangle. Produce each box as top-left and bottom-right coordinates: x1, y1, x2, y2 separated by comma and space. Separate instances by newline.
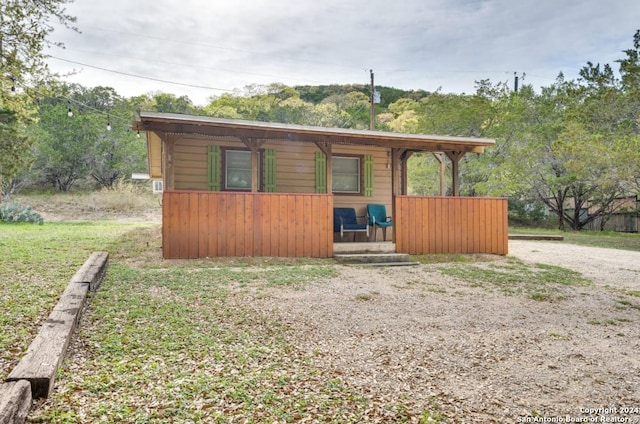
395, 196, 508, 255
162, 191, 334, 258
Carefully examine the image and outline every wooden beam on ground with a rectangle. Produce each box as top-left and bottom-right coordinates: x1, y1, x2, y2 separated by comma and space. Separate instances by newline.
70, 251, 109, 291
0, 380, 32, 424
7, 252, 109, 399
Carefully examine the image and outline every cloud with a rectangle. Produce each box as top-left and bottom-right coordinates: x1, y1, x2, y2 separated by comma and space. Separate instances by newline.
45, 0, 640, 105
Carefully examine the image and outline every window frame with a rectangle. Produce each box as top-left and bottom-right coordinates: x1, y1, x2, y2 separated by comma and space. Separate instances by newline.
331, 154, 363, 195
221, 147, 263, 192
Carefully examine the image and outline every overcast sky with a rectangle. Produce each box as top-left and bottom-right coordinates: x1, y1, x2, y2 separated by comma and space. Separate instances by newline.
45, 0, 640, 106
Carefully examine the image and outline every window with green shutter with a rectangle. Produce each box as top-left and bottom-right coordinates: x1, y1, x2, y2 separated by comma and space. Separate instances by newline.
207, 145, 221, 191
264, 149, 276, 192
364, 154, 374, 197
315, 151, 327, 194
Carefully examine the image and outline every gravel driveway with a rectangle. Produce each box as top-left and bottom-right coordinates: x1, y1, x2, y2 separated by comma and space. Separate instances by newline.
509, 240, 640, 291
252, 240, 640, 422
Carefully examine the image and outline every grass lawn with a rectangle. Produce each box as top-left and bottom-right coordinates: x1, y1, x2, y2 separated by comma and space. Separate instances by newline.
2, 189, 638, 422
0, 221, 156, 381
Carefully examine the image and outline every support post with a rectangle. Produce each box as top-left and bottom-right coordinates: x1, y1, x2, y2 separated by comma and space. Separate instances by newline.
241, 138, 266, 192
432, 153, 446, 196
445, 151, 465, 196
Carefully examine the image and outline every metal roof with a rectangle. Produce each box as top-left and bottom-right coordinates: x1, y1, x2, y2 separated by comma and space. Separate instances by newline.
133, 111, 495, 153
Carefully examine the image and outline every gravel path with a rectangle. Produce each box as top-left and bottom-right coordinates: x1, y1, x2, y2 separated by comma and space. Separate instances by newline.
251, 240, 640, 422
509, 240, 640, 291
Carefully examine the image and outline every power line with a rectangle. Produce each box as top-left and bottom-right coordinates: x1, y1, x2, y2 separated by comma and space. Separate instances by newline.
48, 55, 234, 92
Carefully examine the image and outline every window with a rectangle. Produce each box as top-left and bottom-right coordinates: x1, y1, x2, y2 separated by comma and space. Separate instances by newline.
225, 150, 252, 190
332, 156, 361, 194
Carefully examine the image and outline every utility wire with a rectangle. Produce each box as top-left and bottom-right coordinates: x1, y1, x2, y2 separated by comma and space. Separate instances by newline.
48, 55, 234, 92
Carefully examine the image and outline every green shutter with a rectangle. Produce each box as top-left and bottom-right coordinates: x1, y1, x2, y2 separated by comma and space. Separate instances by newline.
364, 154, 374, 197
315, 151, 327, 193
207, 145, 221, 191
264, 149, 276, 192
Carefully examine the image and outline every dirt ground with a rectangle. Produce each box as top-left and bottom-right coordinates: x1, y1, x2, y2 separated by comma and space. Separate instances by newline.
17, 198, 640, 421
249, 242, 640, 422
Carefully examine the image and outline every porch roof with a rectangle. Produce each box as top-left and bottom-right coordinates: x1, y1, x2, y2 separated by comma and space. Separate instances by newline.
133, 111, 495, 153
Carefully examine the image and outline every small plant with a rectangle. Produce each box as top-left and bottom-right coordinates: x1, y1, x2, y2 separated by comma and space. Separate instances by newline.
0, 202, 44, 224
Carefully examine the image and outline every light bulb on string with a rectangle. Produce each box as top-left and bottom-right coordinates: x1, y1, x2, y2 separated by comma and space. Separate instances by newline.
106, 122, 112, 131
136, 131, 141, 138
67, 108, 73, 117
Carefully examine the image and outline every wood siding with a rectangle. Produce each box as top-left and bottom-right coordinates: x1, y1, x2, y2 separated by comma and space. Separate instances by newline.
395, 196, 508, 255
162, 191, 334, 258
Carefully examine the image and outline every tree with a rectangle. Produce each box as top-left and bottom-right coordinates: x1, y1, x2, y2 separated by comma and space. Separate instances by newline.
1, 0, 76, 191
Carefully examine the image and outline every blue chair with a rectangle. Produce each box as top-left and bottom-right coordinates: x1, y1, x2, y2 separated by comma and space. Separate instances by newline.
333, 208, 369, 242
367, 204, 393, 242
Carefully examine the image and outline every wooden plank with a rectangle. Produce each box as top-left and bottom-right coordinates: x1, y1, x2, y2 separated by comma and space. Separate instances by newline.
302, 195, 312, 256
319, 195, 329, 257
264, 195, 282, 256
187, 193, 199, 259
217, 194, 228, 256
310, 196, 320, 257
286, 196, 295, 256
394, 197, 404, 252
278, 195, 288, 257
208, 193, 218, 257
7, 282, 89, 398
198, 193, 209, 257
408, 196, 416, 254
0, 380, 32, 424
478, 198, 487, 253
261, 194, 271, 256
244, 194, 254, 256
295, 196, 304, 257
235, 195, 245, 256
69, 251, 109, 291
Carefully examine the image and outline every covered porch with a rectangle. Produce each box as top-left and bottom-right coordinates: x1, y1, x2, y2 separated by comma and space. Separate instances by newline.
133, 112, 507, 259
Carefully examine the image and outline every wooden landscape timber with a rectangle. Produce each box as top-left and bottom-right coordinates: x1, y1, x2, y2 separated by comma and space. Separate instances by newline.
4, 251, 109, 413
0, 381, 31, 424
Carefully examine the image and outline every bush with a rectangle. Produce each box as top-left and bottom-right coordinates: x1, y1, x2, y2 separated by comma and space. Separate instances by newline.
0, 202, 44, 224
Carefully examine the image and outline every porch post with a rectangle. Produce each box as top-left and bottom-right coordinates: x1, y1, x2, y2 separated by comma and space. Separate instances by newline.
445, 151, 465, 196
401, 151, 413, 195
432, 153, 446, 196
241, 137, 266, 192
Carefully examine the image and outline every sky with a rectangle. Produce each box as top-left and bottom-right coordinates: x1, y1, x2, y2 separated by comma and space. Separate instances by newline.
44, 0, 640, 106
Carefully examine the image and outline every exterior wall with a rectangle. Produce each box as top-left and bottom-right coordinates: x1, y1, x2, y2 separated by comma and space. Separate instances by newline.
169, 136, 393, 242
162, 191, 334, 258
395, 196, 508, 255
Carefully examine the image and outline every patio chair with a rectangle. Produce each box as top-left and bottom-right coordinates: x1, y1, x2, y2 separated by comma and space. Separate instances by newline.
333, 208, 369, 242
366, 204, 393, 242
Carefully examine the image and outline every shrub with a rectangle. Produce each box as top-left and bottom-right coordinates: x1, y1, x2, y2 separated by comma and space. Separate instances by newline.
0, 202, 44, 224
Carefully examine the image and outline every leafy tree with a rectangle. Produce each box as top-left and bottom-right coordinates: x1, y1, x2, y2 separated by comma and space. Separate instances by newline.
30, 84, 147, 190
0, 0, 76, 187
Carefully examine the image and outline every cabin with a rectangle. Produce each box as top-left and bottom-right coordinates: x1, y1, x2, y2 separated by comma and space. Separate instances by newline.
133, 112, 508, 259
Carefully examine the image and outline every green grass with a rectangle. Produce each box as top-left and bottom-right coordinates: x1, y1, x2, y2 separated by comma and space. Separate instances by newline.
30, 259, 440, 422
440, 257, 592, 301
0, 221, 155, 381
509, 227, 640, 252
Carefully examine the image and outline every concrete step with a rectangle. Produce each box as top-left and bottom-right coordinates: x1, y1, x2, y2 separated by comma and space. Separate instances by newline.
334, 253, 412, 264
345, 261, 420, 267
333, 242, 396, 254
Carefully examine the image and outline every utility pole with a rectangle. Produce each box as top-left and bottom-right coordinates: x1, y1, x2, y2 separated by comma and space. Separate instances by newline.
370, 69, 375, 130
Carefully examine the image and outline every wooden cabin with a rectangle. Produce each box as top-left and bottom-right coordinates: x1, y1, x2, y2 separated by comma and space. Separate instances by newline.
133, 112, 508, 258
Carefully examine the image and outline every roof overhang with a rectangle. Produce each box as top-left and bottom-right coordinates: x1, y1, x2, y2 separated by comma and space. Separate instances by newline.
133, 111, 495, 154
